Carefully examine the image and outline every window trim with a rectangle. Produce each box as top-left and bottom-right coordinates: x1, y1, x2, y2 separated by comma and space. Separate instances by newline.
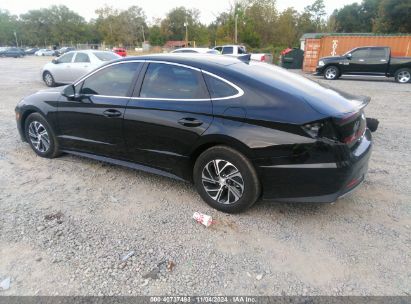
74, 60, 244, 101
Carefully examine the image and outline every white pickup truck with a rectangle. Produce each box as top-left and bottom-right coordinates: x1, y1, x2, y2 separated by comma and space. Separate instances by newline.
213, 45, 273, 63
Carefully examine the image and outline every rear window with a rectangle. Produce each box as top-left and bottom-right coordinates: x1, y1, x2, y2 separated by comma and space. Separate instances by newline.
93, 52, 120, 61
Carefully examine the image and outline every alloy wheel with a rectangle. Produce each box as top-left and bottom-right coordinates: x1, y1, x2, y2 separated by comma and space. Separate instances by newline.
44, 73, 53, 86
201, 159, 244, 204
397, 71, 410, 83
325, 67, 338, 80
28, 121, 50, 153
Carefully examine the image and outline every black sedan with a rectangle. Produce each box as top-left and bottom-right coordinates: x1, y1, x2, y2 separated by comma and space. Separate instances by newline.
15, 54, 372, 213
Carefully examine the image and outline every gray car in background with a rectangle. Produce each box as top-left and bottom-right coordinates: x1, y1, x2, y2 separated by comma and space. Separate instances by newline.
41, 50, 121, 87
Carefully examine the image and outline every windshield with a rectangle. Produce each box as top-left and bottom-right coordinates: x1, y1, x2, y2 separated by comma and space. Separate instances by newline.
93, 52, 121, 61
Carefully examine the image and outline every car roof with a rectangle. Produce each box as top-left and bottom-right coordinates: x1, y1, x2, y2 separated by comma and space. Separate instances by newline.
172, 48, 211, 52
120, 53, 243, 69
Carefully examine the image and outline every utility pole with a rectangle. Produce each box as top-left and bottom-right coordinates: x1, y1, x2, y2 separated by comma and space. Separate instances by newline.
234, 14, 238, 44
14, 31, 18, 47
184, 16, 188, 47
141, 25, 146, 42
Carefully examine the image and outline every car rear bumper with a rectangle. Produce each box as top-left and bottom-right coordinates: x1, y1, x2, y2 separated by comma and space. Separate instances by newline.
258, 129, 372, 203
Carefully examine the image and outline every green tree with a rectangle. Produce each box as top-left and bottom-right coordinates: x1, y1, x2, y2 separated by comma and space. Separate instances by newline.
374, 0, 411, 33
302, 0, 326, 32
0, 9, 18, 46
161, 7, 209, 46
148, 25, 165, 46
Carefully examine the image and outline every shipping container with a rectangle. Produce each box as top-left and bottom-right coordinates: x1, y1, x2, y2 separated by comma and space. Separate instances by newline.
302, 34, 411, 72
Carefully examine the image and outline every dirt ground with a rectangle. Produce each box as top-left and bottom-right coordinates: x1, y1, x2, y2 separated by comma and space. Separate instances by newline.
0, 56, 410, 296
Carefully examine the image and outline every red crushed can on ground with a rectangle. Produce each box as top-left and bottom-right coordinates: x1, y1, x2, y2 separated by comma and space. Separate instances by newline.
193, 212, 213, 227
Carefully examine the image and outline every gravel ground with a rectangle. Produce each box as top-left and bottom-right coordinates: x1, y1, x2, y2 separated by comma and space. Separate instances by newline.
0, 56, 410, 296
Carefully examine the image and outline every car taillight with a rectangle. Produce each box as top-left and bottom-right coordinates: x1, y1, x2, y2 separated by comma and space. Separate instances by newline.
261, 55, 265, 62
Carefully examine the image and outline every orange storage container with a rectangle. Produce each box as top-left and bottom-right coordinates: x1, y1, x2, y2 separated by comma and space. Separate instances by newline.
302, 35, 411, 72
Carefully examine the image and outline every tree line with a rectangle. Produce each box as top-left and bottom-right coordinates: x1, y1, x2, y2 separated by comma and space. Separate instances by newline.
0, 0, 410, 51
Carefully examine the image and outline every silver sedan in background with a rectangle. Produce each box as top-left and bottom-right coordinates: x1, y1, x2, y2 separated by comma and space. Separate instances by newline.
41, 50, 121, 87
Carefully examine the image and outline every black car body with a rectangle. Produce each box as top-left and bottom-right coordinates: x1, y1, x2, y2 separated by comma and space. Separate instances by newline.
315, 46, 411, 83
0, 47, 25, 58
15, 54, 372, 212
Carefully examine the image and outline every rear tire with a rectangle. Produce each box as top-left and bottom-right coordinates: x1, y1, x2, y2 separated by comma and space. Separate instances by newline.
24, 113, 60, 158
394, 68, 411, 83
324, 66, 340, 80
193, 145, 260, 213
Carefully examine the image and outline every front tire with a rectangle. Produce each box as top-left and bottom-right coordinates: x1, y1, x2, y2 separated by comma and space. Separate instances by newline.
394, 68, 411, 83
324, 66, 340, 80
43, 71, 55, 87
193, 146, 260, 213
24, 113, 60, 158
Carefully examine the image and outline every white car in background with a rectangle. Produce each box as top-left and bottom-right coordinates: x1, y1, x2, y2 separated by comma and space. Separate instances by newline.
35, 49, 55, 56
171, 47, 219, 54
213, 44, 273, 63
41, 50, 121, 87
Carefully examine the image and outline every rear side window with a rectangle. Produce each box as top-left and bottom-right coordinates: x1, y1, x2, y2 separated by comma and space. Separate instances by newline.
74, 52, 90, 63
238, 47, 246, 54
140, 63, 208, 99
80, 62, 141, 96
369, 48, 387, 59
204, 74, 238, 98
222, 47, 233, 54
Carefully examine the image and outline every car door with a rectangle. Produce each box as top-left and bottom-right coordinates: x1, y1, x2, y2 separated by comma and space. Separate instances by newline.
70, 52, 92, 81
57, 61, 143, 158
366, 47, 389, 74
347, 48, 370, 74
123, 62, 213, 179
52, 52, 75, 83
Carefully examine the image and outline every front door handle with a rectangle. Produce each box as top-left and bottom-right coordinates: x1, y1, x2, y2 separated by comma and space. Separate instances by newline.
103, 109, 122, 118
358, 59, 365, 62
178, 117, 203, 127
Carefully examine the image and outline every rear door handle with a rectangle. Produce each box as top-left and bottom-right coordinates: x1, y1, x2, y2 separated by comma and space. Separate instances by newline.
103, 109, 122, 118
380, 59, 387, 62
178, 117, 203, 127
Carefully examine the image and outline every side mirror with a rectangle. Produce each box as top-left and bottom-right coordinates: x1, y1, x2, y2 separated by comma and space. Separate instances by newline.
62, 84, 76, 98
52, 59, 58, 64
346, 53, 352, 60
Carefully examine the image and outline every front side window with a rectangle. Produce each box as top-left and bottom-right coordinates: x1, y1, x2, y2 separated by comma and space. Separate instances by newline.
222, 47, 233, 54
74, 52, 90, 63
58, 52, 74, 63
80, 62, 140, 97
204, 74, 238, 98
140, 63, 208, 99
351, 48, 369, 59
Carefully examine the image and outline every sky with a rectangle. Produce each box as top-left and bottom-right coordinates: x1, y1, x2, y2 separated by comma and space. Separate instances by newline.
3, 0, 359, 24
